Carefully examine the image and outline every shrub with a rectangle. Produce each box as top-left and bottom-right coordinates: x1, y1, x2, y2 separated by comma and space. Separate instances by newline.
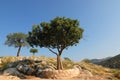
82, 59, 91, 63
111, 70, 120, 79
62, 59, 75, 69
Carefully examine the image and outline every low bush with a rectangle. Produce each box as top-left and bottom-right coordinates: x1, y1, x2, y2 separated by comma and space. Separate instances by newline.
62, 59, 75, 69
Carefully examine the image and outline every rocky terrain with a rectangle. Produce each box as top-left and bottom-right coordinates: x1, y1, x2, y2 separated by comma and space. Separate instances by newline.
0, 56, 120, 80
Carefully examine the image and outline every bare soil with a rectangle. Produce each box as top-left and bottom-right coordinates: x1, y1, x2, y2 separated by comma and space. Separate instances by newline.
0, 75, 110, 80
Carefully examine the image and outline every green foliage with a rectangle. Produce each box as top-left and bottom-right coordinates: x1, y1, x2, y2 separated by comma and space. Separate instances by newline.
30, 48, 38, 56
5, 32, 29, 56
27, 17, 83, 54
27, 17, 83, 70
64, 57, 72, 61
5, 32, 29, 47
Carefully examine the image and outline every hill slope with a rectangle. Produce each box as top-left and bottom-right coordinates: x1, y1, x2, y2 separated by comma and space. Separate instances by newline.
0, 56, 120, 80
94, 54, 120, 69
91, 57, 111, 64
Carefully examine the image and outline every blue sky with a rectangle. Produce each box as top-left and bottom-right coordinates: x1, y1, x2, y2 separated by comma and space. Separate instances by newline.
0, 0, 120, 61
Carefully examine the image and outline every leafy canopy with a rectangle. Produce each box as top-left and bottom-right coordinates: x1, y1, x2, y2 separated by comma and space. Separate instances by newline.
28, 17, 84, 70
30, 48, 38, 54
28, 17, 83, 52
5, 32, 29, 47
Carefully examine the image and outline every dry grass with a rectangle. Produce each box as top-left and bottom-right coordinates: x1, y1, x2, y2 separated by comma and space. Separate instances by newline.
0, 56, 120, 80
0, 56, 17, 69
78, 61, 111, 75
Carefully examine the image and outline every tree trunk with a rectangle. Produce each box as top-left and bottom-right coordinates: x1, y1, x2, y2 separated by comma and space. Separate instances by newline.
57, 55, 63, 70
17, 46, 21, 57
33, 53, 35, 56
47, 47, 63, 70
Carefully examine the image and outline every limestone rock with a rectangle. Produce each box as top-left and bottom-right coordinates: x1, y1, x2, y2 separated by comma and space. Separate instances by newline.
41, 68, 80, 79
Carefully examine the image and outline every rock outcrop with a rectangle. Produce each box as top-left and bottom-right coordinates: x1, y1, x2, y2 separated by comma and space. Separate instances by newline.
0, 58, 88, 79
3, 68, 24, 78
1, 56, 116, 80
41, 67, 80, 79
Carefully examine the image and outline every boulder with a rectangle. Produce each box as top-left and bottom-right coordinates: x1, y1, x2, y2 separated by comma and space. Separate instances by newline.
40, 68, 80, 79
7, 62, 18, 68
35, 68, 43, 77
3, 68, 24, 78
16, 64, 35, 75
35, 65, 56, 78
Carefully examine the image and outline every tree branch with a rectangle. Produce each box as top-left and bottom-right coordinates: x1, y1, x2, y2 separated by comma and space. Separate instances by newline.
47, 47, 58, 56
59, 45, 65, 56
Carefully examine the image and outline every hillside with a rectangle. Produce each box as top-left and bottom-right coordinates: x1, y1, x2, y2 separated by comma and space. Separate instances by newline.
91, 57, 111, 64
0, 56, 120, 80
95, 54, 120, 69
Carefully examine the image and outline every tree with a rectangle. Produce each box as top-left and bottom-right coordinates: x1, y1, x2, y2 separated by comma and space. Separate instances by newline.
5, 32, 29, 57
27, 17, 84, 70
64, 57, 72, 61
30, 48, 38, 56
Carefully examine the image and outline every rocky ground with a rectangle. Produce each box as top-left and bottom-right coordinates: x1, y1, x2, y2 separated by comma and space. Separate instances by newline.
0, 75, 113, 80
0, 56, 119, 80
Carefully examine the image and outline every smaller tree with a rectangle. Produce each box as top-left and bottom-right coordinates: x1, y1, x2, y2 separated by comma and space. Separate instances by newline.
30, 48, 38, 56
5, 32, 29, 57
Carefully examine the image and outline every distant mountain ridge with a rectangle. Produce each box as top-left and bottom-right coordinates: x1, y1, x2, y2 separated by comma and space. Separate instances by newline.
91, 57, 111, 64
91, 54, 120, 69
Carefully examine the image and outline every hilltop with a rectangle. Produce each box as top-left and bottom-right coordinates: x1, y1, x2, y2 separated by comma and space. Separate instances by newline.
0, 56, 120, 80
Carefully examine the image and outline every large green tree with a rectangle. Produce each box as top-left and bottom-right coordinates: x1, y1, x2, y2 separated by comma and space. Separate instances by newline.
5, 32, 29, 57
27, 17, 84, 70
